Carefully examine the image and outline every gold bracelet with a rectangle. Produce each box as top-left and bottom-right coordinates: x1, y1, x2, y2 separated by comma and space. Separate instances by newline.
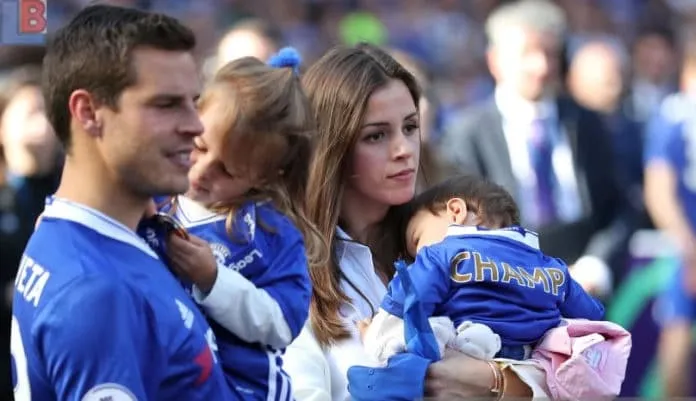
487, 361, 504, 401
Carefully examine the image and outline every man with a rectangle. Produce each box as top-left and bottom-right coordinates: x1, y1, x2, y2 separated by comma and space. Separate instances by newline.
439, 0, 624, 297
10, 5, 239, 400
644, 42, 696, 397
567, 40, 650, 233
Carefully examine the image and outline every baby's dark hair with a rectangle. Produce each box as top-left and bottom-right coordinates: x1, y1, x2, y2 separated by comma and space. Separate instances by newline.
410, 174, 521, 228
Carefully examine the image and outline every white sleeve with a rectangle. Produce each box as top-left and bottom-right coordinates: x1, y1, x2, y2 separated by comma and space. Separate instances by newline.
364, 308, 456, 365
497, 360, 552, 399
363, 309, 407, 365
192, 266, 293, 349
283, 324, 332, 401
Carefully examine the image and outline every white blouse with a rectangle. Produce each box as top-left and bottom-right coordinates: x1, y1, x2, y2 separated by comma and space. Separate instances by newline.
283, 229, 551, 400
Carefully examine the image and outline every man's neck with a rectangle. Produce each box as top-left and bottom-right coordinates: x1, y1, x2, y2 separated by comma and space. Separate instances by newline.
54, 157, 149, 231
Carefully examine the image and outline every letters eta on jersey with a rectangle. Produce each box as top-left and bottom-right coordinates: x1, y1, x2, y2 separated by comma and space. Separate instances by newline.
11, 198, 240, 400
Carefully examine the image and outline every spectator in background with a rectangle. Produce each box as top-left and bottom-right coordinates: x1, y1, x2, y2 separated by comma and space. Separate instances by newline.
0, 64, 61, 399
627, 26, 678, 123
644, 41, 696, 398
211, 19, 282, 72
568, 40, 650, 234
439, 0, 624, 298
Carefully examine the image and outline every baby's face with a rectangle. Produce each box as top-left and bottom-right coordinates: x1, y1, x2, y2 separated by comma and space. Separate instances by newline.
405, 209, 452, 258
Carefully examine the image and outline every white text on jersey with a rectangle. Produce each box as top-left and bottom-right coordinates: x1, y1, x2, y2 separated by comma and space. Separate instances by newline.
15, 255, 50, 307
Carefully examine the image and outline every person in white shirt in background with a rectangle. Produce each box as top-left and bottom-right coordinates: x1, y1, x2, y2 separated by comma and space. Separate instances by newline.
283, 42, 548, 401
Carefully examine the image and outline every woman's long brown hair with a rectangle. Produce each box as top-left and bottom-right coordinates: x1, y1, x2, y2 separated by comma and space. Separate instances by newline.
302, 43, 421, 347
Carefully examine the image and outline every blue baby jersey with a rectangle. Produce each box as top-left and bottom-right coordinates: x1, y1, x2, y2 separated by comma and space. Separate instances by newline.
140, 196, 310, 401
382, 225, 604, 347
11, 197, 239, 401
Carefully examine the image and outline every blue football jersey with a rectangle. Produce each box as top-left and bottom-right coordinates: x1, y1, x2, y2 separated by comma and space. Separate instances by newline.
381, 225, 605, 346
644, 93, 696, 233
11, 197, 239, 401
140, 196, 310, 401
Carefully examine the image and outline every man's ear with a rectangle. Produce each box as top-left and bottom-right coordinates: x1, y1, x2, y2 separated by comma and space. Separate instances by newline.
68, 89, 103, 138
445, 198, 468, 224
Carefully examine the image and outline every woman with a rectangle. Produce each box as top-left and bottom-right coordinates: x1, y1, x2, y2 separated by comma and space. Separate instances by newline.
282, 43, 547, 400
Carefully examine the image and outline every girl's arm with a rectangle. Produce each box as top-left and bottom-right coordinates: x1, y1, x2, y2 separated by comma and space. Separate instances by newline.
192, 266, 296, 349
167, 228, 311, 349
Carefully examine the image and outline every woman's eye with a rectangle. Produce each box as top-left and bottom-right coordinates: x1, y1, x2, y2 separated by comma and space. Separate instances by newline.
404, 123, 420, 135
364, 131, 385, 142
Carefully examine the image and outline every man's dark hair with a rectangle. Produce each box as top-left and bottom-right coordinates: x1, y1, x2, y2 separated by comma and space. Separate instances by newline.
409, 174, 521, 228
43, 4, 196, 149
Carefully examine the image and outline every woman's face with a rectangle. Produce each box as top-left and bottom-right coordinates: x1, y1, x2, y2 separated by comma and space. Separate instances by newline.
186, 103, 253, 206
345, 79, 420, 210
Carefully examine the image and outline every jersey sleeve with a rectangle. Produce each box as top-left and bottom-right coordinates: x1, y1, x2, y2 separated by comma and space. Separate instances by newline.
261, 225, 311, 339
644, 112, 682, 168
35, 275, 161, 400
380, 246, 451, 318
559, 278, 605, 320
192, 222, 310, 349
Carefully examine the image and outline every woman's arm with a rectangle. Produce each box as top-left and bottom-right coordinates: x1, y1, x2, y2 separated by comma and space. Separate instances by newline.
283, 325, 333, 401
424, 350, 542, 399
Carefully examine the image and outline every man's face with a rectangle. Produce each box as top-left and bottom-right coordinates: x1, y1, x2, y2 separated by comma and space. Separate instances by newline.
97, 47, 203, 197
489, 26, 562, 101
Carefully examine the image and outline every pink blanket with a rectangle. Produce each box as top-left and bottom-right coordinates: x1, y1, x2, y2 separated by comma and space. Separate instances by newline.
531, 319, 632, 401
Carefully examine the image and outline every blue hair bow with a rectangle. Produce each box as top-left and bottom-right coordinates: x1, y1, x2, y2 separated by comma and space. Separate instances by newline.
267, 47, 302, 75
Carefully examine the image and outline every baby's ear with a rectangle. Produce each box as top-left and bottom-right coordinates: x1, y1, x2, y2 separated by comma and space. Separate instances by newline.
445, 197, 468, 224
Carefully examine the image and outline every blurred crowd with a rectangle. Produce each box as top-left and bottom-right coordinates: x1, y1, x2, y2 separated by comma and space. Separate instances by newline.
2, 0, 696, 398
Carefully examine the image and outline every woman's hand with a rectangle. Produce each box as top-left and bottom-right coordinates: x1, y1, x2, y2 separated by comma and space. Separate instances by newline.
424, 349, 494, 400
166, 234, 218, 293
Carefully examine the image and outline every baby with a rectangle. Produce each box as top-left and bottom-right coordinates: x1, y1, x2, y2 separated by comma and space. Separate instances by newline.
363, 175, 605, 363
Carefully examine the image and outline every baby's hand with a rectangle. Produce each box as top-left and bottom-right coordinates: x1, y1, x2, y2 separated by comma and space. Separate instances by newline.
166, 234, 218, 293
451, 321, 501, 360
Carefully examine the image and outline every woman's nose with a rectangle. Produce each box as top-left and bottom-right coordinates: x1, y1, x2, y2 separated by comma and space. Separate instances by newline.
391, 133, 415, 160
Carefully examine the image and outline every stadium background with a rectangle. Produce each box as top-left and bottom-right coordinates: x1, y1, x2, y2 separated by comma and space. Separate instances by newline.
1, 0, 695, 398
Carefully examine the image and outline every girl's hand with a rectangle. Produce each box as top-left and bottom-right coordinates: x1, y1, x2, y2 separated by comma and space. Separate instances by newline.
166, 234, 218, 293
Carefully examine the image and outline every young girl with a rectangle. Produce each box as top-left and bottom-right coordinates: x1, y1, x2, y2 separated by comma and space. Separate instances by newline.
138, 48, 326, 401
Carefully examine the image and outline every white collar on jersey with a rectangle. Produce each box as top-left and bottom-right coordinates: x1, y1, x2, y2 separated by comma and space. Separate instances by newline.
445, 224, 540, 250
173, 195, 224, 227
41, 196, 159, 259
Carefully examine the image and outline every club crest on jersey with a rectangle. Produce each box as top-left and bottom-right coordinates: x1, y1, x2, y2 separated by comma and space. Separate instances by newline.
209, 243, 231, 268
81, 383, 137, 401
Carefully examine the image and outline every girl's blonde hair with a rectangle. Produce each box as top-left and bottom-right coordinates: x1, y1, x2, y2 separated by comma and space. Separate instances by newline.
197, 56, 328, 269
